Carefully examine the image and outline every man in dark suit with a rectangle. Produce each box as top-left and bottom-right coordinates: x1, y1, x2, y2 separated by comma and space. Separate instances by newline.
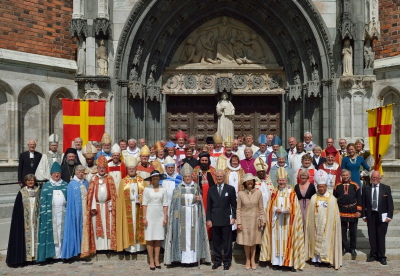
206, 169, 237, 270
362, 171, 394, 265
18, 139, 42, 186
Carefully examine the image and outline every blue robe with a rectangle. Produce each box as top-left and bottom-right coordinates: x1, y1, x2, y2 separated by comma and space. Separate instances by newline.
94, 150, 111, 160
61, 178, 89, 259
36, 181, 68, 263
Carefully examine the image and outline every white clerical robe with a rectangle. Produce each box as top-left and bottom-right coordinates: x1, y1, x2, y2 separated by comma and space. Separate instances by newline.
181, 191, 199, 263
290, 153, 305, 181
52, 189, 66, 258
108, 163, 123, 191
91, 178, 112, 250
125, 177, 146, 252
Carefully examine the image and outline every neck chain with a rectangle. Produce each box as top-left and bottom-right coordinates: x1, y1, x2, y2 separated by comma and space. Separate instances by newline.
67, 165, 75, 180
349, 156, 357, 164
245, 159, 253, 171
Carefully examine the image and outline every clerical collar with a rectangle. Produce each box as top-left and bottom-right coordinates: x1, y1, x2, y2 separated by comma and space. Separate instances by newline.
225, 153, 233, 158
318, 192, 329, 197
73, 175, 85, 183
176, 145, 185, 149
214, 148, 223, 153
97, 173, 107, 178
183, 181, 195, 187
50, 178, 63, 186
157, 158, 164, 162
167, 172, 178, 178
227, 162, 241, 171
127, 147, 139, 154
274, 163, 288, 168
129, 175, 137, 179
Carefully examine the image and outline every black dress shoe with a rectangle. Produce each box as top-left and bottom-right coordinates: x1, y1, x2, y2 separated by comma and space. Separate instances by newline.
212, 263, 221, 269
272, 266, 281, 271
342, 248, 347, 256
350, 249, 357, 259
380, 259, 387, 265
314, 263, 320, 267
291, 268, 297, 272
149, 267, 155, 271
223, 264, 231, 270
366, 257, 376, 262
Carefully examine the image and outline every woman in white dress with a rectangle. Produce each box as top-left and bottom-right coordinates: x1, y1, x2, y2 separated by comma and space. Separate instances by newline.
143, 170, 168, 270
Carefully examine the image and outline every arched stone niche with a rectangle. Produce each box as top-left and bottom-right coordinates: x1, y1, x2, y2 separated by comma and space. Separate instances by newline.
380, 87, 400, 159
18, 84, 46, 153
0, 80, 14, 160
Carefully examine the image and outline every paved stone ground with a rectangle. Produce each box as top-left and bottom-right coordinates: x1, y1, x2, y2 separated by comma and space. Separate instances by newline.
1, 254, 400, 276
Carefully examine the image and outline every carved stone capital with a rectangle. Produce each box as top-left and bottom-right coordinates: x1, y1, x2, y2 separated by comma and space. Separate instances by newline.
93, 18, 112, 37
321, 79, 333, 86
288, 84, 302, 101
306, 80, 321, 98
340, 75, 376, 89
70, 19, 88, 37
117, 79, 129, 87
128, 81, 145, 99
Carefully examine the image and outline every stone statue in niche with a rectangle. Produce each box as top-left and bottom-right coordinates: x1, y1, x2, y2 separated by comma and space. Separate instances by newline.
364, 41, 374, 69
216, 92, 235, 143
96, 39, 108, 76
76, 37, 86, 75
342, 39, 353, 76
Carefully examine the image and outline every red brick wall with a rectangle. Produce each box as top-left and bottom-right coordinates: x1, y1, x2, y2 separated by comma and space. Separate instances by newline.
374, 0, 400, 59
0, 0, 76, 60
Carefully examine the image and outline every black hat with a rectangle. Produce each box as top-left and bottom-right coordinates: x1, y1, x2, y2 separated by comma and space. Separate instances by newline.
206, 137, 214, 144
144, 170, 167, 181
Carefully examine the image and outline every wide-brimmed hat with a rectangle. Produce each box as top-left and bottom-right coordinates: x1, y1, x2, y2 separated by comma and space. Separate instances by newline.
144, 170, 167, 181
242, 173, 257, 184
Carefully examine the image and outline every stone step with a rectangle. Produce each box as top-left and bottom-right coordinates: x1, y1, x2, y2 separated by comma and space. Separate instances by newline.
0, 203, 13, 219
357, 225, 400, 237
357, 237, 400, 249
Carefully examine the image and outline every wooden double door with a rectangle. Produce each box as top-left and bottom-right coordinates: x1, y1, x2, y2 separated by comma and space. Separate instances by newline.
167, 95, 281, 145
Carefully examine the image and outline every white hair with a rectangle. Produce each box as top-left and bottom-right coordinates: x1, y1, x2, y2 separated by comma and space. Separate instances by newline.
304, 131, 312, 137
244, 146, 253, 153
128, 138, 137, 143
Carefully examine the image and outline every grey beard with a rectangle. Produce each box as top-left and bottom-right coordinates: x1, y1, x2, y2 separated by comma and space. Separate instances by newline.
67, 160, 75, 166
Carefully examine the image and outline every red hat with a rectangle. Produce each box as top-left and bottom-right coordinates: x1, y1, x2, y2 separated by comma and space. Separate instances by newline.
175, 130, 187, 140
325, 146, 337, 157
187, 135, 197, 143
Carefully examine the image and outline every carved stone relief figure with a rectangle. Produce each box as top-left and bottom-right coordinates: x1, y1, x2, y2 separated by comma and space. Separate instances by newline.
76, 37, 86, 75
172, 17, 277, 67
364, 40, 374, 69
96, 39, 108, 76
216, 92, 235, 142
198, 16, 251, 62
342, 39, 353, 76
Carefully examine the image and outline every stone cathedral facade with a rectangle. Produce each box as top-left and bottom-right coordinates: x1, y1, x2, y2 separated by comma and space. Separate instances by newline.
0, 0, 399, 184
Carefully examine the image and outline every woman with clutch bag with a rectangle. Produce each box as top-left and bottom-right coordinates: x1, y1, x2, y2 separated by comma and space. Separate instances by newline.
236, 173, 265, 270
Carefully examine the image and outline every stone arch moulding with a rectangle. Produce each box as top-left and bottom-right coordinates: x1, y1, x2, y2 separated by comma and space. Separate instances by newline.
115, 0, 334, 85
18, 83, 47, 153
0, 80, 16, 160
114, 0, 335, 143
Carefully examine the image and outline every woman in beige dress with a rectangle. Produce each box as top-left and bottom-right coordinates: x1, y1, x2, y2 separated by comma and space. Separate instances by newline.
236, 173, 265, 270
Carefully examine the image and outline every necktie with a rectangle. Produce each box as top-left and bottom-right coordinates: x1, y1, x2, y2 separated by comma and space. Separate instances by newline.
291, 149, 294, 154
372, 185, 377, 210
218, 185, 222, 196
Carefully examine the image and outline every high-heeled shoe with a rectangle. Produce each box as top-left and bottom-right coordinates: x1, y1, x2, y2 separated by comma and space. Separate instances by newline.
155, 262, 161, 269
150, 267, 155, 271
